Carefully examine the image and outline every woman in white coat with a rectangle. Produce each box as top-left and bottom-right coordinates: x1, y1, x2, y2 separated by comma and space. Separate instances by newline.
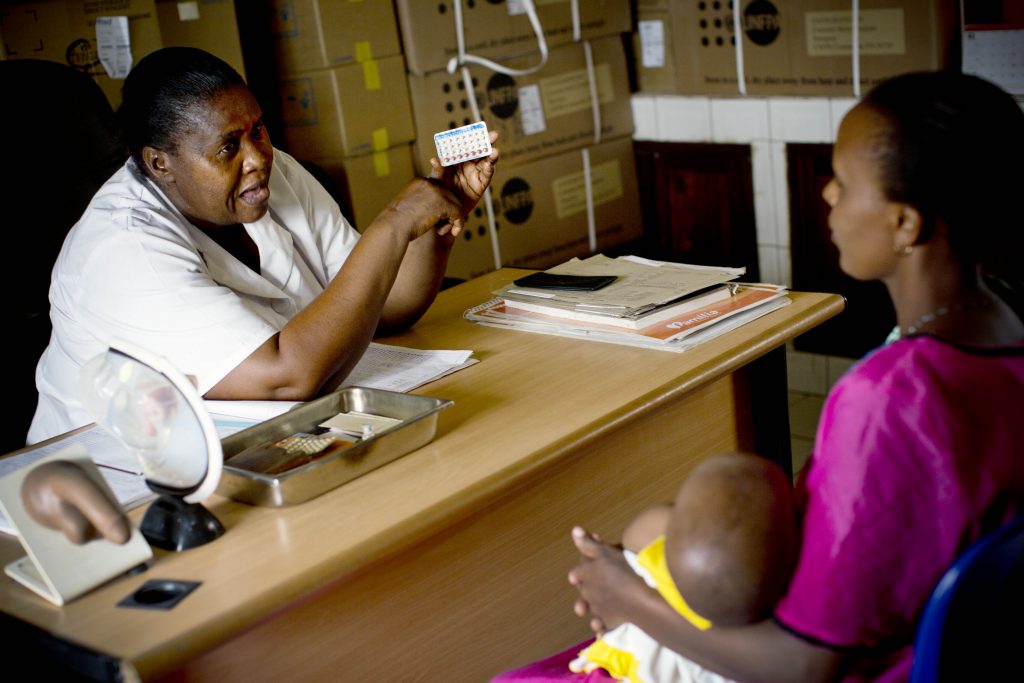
30, 47, 498, 442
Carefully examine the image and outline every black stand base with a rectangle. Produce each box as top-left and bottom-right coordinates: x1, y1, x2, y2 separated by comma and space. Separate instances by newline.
140, 495, 225, 551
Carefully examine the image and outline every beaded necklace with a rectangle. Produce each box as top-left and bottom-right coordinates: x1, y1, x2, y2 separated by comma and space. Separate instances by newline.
904, 305, 960, 336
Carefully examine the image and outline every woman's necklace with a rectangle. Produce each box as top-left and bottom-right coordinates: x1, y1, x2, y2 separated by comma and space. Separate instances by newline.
904, 297, 995, 336
904, 305, 959, 336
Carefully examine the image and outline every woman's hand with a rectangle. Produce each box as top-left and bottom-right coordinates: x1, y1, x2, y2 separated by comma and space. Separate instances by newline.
429, 130, 500, 233
568, 526, 654, 635
383, 176, 466, 242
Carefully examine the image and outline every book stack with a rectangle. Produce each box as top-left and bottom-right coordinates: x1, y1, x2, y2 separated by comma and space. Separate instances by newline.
465, 255, 790, 352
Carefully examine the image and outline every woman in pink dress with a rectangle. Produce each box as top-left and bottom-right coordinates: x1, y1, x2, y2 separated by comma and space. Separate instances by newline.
496, 70, 1024, 683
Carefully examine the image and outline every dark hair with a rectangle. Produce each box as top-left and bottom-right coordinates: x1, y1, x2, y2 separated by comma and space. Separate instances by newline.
860, 71, 1024, 272
118, 47, 246, 173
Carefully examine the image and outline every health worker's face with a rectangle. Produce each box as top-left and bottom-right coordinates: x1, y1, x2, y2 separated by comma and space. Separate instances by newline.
821, 105, 903, 282
156, 85, 273, 230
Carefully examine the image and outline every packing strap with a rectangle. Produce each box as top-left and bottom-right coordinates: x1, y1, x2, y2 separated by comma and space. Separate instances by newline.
447, 0, 552, 270
851, 0, 862, 97
732, 3, 747, 96
574, 1, 598, 250
447, 0, 549, 76
453, 63, 502, 271
582, 148, 597, 253
447, 0, 599, 268
582, 39, 602, 146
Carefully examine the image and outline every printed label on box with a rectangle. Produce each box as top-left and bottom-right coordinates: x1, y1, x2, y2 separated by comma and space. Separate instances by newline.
95, 16, 132, 78
540, 63, 614, 119
639, 20, 666, 68
552, 159, 623, 220
280, 78, 317, 127
508, 0, 563, 16
518, 85, 546, 135
177, 1, 200, 22
271, 0, 299, 38
806, 8, 906, 57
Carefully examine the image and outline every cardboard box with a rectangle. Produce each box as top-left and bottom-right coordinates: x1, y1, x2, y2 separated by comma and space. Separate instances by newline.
446, 136, 642, 281
278, 54, 415, 160
637, 0, 956, 96
633, 0, 678, 94
394, 0, 631, 76
408, 35, 633, 174
156, 0, 245, 80
0, 0, 162, 107
267, 0, 401, 75
311, 145, 417, 231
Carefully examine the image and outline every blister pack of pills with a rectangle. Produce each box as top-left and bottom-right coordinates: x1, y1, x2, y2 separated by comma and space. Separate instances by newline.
433, 121, 492, 167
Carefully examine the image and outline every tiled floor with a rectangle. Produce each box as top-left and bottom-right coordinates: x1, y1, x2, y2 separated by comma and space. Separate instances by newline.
786, 346, 857, 476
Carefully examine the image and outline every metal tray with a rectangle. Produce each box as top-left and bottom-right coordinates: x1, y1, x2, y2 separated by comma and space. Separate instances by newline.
216, 387, 452, 507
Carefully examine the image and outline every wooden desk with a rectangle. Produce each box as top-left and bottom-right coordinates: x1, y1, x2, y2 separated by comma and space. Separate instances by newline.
0, 270, 843, 682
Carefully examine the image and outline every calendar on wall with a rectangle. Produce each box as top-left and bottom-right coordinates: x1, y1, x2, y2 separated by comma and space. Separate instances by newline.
963, 27, 1024, 96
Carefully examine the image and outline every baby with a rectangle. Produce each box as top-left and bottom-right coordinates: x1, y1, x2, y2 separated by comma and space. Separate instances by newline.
570, 452, 798, 682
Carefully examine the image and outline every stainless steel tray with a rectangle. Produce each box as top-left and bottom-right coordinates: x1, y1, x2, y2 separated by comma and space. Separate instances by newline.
216, 387, 452, 507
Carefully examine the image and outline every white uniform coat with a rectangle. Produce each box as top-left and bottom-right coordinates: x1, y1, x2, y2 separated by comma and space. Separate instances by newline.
30, 151, 360, 443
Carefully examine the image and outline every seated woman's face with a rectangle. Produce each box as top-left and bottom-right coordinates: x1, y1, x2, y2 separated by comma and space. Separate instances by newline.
158, 84, 274, 230
821, 105, 901, 282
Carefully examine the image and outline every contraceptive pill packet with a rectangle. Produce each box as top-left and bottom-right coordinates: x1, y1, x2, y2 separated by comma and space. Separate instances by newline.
433, 121, 493, 167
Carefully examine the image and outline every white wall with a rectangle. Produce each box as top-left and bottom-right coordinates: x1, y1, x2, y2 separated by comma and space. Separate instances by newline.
630, 94, 859, 289
630, 95, 866, 464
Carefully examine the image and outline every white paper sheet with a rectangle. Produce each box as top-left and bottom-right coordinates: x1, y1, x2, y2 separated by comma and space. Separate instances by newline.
95, 16, 133, 79
205, 342, 476, 425
0, 343, 476, 534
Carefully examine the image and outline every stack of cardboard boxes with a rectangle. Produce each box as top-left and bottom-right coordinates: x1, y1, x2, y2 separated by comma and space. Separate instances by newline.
633, 0, 956, 96
265, 0, 417, 230
2, 0, 643, 282
155, 1, 244, 79
248, 0, 643, 280
0, 0, 246, 108
396, 0, 640, 281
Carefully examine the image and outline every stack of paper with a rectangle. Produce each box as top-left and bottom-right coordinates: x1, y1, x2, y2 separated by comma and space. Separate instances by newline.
467, 255, 790, 352
495, 254, 746, 321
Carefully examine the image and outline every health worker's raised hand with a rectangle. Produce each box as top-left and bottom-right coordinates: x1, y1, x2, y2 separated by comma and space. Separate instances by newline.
384, 175, 466, 241
429, 130, 500, 232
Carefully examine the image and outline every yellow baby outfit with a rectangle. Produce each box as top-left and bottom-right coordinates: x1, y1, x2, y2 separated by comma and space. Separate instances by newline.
569, 536, 729, 683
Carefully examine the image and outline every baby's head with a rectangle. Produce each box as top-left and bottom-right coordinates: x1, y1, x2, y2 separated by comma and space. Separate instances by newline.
664, 452, 798, 626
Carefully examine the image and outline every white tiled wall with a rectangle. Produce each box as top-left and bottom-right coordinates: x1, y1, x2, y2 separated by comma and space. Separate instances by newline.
631, 94, 859, 473
631, 93, 848, 289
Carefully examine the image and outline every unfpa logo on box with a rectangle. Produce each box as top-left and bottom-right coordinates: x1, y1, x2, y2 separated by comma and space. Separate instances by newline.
499, 177, 533, 224
743, 0, 781, 46
487, 73, 519, 119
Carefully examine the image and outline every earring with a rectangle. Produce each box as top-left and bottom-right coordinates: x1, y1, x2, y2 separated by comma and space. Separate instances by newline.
894, 244, 913, 255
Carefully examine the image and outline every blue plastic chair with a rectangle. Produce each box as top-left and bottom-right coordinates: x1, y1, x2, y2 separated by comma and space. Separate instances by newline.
910, 514, 1024, 682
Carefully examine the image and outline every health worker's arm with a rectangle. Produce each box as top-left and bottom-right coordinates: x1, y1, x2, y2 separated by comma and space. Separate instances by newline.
206, 134, 499, 401
378, 130, 500, 333
205, 177, 466, 401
